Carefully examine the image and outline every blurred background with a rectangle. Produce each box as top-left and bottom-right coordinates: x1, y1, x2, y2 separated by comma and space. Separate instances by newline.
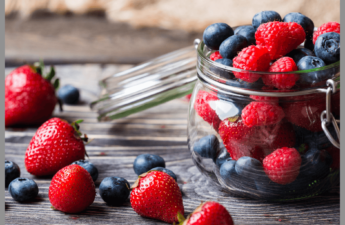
5, 0, 340, 67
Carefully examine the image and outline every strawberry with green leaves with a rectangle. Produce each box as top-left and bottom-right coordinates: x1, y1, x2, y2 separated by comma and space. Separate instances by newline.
130, 170, 184, 223
5, 62, 60, 127
25, 117, 88, 176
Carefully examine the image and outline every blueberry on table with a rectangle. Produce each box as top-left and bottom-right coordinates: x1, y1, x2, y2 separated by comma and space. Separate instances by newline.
5, 160, 20, 187
203, 23, 234, 50
219, 35, 248, 59
99, 177, 130, 206
133, 154, 165, 175
234, 26, 256, 45
71, 160, 98, 182
193, 135, 219, 161
57, 84, 80, 104
8, 178, 38, 202
286, 48, 315, 64
297, 56, 327, 84
252, 11, 282, 30
314, 32, 340, 65
283, 12, 314, 39
150, 167, 177, 182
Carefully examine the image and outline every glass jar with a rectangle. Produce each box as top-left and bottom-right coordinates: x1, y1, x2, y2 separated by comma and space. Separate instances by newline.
187, 41, 340, 201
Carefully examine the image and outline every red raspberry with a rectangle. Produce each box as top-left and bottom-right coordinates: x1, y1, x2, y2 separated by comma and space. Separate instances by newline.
263, 147, 301, 185
250, 95, 279, 103
262, 57, 299, 89
313, 22, 340, 44
241, 102, 285, 127
232, 45, 271, 83
256, 22, 306, 60
210, 51, 223, 61
194, 91, 221, 132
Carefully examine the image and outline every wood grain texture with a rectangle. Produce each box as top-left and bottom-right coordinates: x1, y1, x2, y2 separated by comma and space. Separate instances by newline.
5, 65, 340, 225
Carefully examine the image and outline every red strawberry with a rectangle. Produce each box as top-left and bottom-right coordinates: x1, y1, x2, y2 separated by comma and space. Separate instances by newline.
210, 51, 223, 61
313, 22, 340, 44
25, 118, 87, 176
5, 63, 59, 127
255, 21, 306, 60
194, 91, 221, 132
262, 57, 299, 89
49, 164, 96, 213
263, 147, 301, 185
130, 171, 184, 223
179, 201, 234, 225
232, 45, 271, 83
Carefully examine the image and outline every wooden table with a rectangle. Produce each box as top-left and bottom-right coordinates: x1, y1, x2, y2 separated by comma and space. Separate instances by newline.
5, 65, 340, 224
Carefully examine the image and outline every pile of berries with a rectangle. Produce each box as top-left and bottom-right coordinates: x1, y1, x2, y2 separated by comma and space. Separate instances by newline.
192, 10, 340, 199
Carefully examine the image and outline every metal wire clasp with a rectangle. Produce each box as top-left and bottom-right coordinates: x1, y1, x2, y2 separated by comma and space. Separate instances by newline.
320, 79, 340, 149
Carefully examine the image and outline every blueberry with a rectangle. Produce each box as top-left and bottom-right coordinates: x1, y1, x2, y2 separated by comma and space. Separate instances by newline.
297, 56, 328, 85
252, 11, 282, 30
193, 135, 219, 161
215, 58, 233, 67
219, 159, 237, 184
304, 38, 314, 52
57, 84, 80, 104
283, 12, 314, 39
99, 177, 130, 206
234, 26, 256, 45
235, 157, 263, 179
212, 58, 234, 79
219, 35, 248, 59
5, 161, 20, 187
150, 167, 177, 182
314, 32, 340, 65
225, 78, 265, 89
286, 48, 315, 64
300, 147, 332, 179
8, 178, 38, 202
133, 154, 165, 175
71, 160, 98, 182
215, 144, 231, 168
203, 23, 234, 50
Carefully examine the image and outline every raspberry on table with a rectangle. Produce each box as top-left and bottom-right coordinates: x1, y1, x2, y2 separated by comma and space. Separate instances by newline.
313, 22, 340, 44
232, 45, 271, 83
210, 51, 223, 61
262, 57, 299, 89
263, 147, 301, 185
194, 90, 221, 132
241, 102, 285, 127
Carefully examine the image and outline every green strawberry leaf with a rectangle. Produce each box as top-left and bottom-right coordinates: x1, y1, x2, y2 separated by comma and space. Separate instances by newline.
177, 212, 186, 224
53, 78, 60, 90
75, 119, 84, 124
45, 66, 56, 81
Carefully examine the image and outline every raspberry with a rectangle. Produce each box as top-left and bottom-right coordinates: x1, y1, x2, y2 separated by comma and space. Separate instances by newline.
210, 51, 223, 61
262, 57, 299, 89
250, 95, 279, 103
194, 91, 221, 131
263, 147, 301, 184
241, 102, 285, 127
313, 22, 340, 44
255, 21, 306, 60
232, 45, 271, 83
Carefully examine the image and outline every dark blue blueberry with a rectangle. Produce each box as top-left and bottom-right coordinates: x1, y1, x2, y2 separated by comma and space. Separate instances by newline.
8, 178, 38, 202
193, 135, 219, 161
235, 157, 263, 179
219, 35, 248, 59
211, 58, 234, 79
57, 84, 80, 104
150, 167, 177, 182
71, 160, 98, 182
215, 58, 233, 67
203, 23, 234, 50
252, 11, 282, 30
314, 32, 340, 65
297, 56, 328, 85
234, 26, 256, 45
99, 177, 130, 206
225, 78, 265, 89
286, 48, 315, 64
300, 147, 332, 179
215, 144, 231, 168
283, 12, 314, 39
133, 154, 165, 175
304, 38, 314, 51
219, 159, 237, 184
5, 161, 20, 187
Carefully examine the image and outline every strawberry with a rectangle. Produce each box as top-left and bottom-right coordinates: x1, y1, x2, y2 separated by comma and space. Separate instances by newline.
5, 62, 60, 127
255, 21, 306, 60
49, 164, 96, 213
178, 201, 234, 225
130, 171, 184, 223
25, 118, 88, 176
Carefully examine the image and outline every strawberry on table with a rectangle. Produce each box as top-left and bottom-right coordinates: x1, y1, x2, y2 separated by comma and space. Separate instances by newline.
49, 164, 96, 213
130, 171, 184, 223
25, 118, 88, 176
5, 62, 59, 127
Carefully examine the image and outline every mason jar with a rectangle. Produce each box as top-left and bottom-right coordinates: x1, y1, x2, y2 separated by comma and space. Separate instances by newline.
187, 41, 340, 201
